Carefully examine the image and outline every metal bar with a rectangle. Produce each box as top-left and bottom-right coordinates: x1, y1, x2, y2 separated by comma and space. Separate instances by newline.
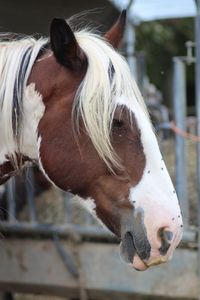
173, 57, 189, 228
126, 21, 136, 77
6, 178, 16, 223
53, 232, 79, 278
0, 221, 195, 245
0, 241, 198, 299
0, 222, 117, 241
195, 0, 200, 298
136, 52, 146, 95
25, 168, 37, 223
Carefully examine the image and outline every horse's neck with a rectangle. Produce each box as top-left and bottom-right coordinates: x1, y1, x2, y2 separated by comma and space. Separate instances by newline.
0, 84, 45, 184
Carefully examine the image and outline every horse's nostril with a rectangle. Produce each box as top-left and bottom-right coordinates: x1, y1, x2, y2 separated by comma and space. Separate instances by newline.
164, 230, 173, 241
158, 228, 172, 255
158, 228, 173, 242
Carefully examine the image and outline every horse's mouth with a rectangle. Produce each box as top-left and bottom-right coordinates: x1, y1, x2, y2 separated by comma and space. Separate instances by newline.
120, 232, 148, 271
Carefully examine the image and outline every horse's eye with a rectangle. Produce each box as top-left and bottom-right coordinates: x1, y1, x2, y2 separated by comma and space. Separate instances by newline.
112, 119, 124, 129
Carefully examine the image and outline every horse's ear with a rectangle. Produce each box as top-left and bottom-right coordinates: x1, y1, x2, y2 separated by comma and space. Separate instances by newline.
104, 10, 126, 48
50, 18, 84, 69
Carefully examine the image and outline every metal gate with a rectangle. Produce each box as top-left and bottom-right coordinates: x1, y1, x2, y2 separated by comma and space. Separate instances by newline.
0, 160, 198, 300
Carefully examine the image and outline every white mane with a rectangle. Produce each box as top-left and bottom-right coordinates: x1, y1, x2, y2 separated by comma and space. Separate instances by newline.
74, 30, 149, 171
0, 28, 150, 172
0, 36, 46, 167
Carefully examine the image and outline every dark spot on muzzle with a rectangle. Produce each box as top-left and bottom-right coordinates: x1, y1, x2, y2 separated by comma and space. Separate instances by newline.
121, 209, 151, 263
132, 210, 151, 261
121, 232, 136, 263
131, 229, 151, 261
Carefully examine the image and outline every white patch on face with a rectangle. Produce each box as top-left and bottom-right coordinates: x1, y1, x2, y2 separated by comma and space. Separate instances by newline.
0, 83, 45, 166
117, 95, 183, 264
20, 83, 45, 159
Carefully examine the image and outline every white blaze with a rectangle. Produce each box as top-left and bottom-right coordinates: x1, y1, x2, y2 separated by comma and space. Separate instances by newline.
117, 95, 183, 263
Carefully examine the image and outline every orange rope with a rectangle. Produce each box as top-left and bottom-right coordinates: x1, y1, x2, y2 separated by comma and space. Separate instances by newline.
170, 121, 200, 142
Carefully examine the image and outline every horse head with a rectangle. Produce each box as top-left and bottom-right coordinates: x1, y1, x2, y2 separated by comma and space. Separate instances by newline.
0, 11, 183, 270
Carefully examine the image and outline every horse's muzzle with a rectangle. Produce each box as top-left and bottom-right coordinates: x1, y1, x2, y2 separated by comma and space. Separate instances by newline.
120, 225, 183, 271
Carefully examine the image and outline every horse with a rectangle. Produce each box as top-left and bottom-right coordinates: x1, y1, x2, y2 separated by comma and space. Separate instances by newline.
0, 10, 183, 271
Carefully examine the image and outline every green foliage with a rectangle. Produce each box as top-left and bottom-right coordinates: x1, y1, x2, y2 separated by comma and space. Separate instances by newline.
135, 18, 194, 94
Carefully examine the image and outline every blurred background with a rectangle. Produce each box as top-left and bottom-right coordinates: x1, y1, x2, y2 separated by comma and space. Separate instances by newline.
0, 0, 199, 300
